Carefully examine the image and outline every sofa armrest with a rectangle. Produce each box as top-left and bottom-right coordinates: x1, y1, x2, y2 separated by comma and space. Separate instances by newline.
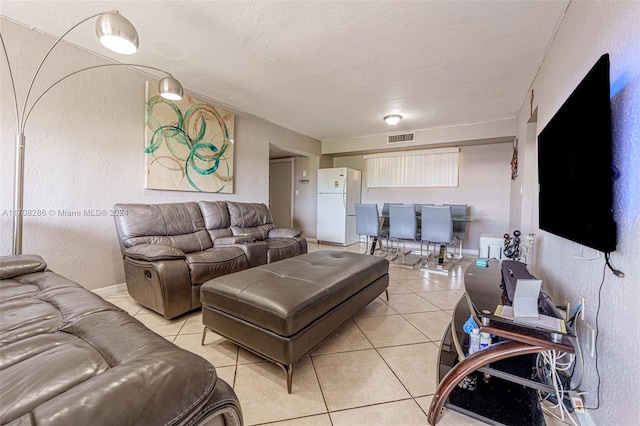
123, 244, 185, 262
268, 228, 303, 238
215, 240, 268, 268
214, 235, 256, 245
0, 254, 47, 279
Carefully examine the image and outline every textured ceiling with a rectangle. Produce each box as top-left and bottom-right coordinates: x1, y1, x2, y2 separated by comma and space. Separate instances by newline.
1, 1, 568, 141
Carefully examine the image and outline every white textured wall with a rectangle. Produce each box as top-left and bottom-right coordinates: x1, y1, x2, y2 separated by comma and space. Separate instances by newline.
292, 155, 319, 238
0, 19, 320, 290
514, 2, 640, 423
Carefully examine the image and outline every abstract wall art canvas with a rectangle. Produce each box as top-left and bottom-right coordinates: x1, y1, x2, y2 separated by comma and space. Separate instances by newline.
144, 81, 234, 193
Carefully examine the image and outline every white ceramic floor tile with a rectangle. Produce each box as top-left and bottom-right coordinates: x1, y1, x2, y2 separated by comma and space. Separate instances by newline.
387, 279, 414, 294
311, 320, 373, 355
355, 314, 428, 347
415, 395, 487, 425
262, 414, 333, 426
394, 278, 448, 293
418, 290, 464, 310
312, 349, 410, 411
354, 297, 398, 318
402, 310, 453, 341
385, 292, 441, 314
134, 312, 187, 337
105, 295, 143, 316
214, 365, 236, 388
234, 358, 326, 425
176, 331, 239, 367
330, 399, 428, 426
378, 342, 440, 397
179, 310, 204, 335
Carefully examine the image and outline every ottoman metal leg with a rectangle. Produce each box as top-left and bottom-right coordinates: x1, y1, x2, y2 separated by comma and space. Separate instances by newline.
276, 362, 294, 394
201, 326, 209, 345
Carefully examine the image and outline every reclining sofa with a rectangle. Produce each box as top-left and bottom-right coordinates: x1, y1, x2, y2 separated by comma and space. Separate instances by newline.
114, 201, 307, 319
0, 254, 243, 425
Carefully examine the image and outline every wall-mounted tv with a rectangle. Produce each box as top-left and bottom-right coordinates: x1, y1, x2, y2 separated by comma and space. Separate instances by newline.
537, 53, 616, 253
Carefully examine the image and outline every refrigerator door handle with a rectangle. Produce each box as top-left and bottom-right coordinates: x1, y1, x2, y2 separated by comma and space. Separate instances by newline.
342, 179, 347, 210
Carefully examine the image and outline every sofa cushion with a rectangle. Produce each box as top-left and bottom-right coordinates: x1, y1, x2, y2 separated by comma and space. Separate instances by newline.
185, 247, 249, 285
0, 264, 224, 425
123, 244, 185, 261
114, 202, 213, 253
269, 228, 302, 238
265, 238, 303, 263
0, 254, 48, 280
198, 201, 235, 242
227, 202, 274, 241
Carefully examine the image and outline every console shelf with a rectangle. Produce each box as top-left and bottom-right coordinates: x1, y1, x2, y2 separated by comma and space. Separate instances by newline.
430, 259, 577, 425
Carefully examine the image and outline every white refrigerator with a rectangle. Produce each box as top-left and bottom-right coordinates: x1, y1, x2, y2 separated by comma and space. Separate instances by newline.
316, 167, 362, 245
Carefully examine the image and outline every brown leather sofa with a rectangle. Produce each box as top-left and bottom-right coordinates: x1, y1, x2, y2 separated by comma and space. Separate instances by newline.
113, 201, 307, 319
0, 254, 243, 425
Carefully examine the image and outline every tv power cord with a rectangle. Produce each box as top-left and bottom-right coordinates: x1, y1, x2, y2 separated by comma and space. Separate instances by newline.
604, 252, 624, 278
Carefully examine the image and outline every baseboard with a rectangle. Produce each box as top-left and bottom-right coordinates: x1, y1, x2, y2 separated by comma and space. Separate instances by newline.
92, 283, 127, 298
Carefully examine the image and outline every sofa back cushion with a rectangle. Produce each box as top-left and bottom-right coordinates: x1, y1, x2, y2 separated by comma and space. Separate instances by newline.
114, 202, 213, 253
197, 201, 234, 242
226, 202, 274, 241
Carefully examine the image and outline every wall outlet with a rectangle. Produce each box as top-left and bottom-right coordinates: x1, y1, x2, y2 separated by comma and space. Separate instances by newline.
580, 295, 586, 320
564, 300, 571, 321
585, 321, 596, 357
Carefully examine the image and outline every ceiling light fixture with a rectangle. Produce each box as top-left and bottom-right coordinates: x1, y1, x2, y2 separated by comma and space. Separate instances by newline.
384, 114, 402, 126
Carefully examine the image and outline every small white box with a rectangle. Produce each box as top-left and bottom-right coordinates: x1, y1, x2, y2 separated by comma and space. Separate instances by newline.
513, 279, 542, 318
479, 233, 505, 259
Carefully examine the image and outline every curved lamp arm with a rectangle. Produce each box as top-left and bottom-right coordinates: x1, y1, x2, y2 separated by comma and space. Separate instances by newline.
0, 33, 20, 134
4, 10, 183, 255
19, 12, 107, 132
22, 63, 181, 133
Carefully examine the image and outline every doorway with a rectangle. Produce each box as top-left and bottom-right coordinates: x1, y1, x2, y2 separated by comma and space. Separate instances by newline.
269, 158, 294, 227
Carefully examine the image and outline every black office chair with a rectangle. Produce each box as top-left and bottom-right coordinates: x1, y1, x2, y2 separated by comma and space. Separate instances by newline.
420, 205, 456, 271
388, 204, 422, 267
355, 203, 387, 255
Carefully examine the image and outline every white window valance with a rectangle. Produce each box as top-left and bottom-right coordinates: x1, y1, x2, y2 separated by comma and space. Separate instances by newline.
364, 147, 459, 188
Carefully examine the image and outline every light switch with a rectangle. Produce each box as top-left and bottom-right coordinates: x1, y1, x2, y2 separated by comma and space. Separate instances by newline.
302, 170, 307, 177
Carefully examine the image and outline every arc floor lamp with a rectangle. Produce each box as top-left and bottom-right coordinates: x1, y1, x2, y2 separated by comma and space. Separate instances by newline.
1, 10, 184, 255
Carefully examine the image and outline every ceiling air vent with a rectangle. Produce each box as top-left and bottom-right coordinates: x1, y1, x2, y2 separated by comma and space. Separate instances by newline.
387, 132, 415, 144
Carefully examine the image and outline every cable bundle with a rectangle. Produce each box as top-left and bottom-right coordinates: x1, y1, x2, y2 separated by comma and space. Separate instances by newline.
536, 349, 577, 425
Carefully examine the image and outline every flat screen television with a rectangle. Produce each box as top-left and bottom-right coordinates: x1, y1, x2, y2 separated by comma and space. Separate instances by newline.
537, 53, 616, 253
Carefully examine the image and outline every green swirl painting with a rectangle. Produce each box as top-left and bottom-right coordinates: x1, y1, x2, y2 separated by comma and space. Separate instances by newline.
144, 81, 234, 193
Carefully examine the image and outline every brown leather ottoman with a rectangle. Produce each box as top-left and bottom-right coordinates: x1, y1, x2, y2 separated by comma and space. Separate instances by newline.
200, 250, 389, 393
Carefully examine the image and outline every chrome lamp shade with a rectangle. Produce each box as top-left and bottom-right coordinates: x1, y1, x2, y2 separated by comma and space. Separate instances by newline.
96, 11, 139, 55
158, 75, 184, 100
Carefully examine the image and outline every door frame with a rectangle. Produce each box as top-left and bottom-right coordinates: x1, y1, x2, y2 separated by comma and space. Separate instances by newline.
269, 158, 295, 227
